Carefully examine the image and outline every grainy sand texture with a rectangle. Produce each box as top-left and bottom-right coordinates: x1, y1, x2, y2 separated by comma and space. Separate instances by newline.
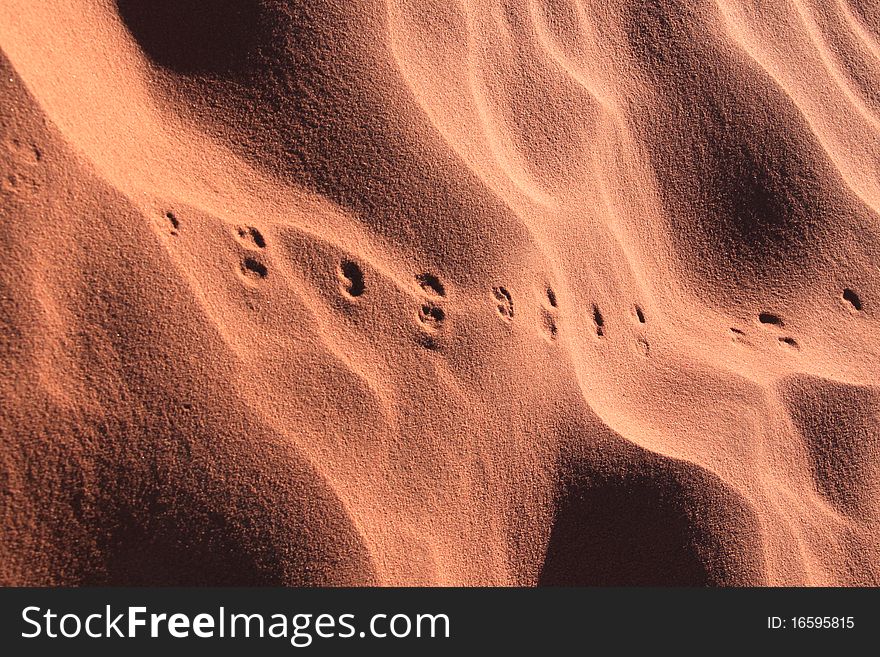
1, 0, 880, 586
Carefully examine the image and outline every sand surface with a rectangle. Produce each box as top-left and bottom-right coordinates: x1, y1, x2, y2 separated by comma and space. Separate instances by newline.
1, 0, 879, 585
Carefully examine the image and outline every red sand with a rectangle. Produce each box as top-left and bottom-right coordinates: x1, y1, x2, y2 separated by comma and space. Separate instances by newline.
1, 0, 879, 585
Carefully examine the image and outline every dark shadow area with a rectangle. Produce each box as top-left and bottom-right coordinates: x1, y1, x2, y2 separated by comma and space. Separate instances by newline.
115, 0, 265, 76
97, 505, 276, 586
540, 436, 766, 586
620, 0, 851, 294
539, 475, 710, 586
86, 446, 379, 586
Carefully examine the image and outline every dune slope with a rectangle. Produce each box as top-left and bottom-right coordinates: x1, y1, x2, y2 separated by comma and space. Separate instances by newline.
1, 0, 879, 585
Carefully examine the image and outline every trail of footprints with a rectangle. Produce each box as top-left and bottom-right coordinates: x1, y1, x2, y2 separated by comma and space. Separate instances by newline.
224, 211, 644, 350
730, 288, 866, 351
160, 211, 869, 356
163, 210, 272, 281
327, 256, 648, 351
729, 312, 800, 350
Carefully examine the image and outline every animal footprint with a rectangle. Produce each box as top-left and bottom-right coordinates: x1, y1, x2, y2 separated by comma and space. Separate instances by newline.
155, 210, 179, 236
418, 273, 445, 298
240, 256, 268, 281
419, 303, 445, 328
236, 225, 266, 249
592, 304, 605, 338
758, 312, 783, 327
338, 260, 365, 298
416, 273, 447, 349
417, 302, 446, 350
632, 305, 648, 353
2, 138, 42, 194
5, 138, 41, 162
729, 327, 748, 344
540, 285, 559, 341
756, 312, 800, 352
541, 311, 558, 340
842, 288, 862, 312
493, 287, 514, 322
778, 336, 799, 350
165, 211, 180, 236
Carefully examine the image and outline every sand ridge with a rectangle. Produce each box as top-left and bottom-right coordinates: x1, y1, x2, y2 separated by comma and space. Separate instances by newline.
1, 0, 879, 585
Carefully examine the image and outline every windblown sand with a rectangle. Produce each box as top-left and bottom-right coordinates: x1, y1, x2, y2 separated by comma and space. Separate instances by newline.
1, 1, 879, 586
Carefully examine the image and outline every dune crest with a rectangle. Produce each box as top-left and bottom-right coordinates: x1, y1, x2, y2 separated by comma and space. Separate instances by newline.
1, 0, 878, 585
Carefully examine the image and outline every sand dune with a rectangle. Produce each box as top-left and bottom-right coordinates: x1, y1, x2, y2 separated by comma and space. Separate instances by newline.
1, 0, 878, 585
